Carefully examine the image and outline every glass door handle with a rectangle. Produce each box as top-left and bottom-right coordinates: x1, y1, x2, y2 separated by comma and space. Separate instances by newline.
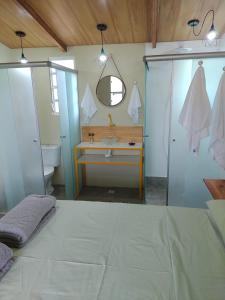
33, 139, 38, 142
60, 135, 66, 139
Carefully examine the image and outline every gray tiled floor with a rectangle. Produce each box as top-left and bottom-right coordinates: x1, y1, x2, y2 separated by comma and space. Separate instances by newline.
52, 185, 66, 200
145, 177, 167, 206
52, 185, 143, 204
78, 186, 144, 204
52, 178, 167, 206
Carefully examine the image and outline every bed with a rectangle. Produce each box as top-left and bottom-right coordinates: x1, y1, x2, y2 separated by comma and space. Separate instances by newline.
0, 200, 225, 299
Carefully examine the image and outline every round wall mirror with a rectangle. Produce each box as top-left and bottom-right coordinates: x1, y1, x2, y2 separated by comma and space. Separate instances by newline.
96, 75, 126, 107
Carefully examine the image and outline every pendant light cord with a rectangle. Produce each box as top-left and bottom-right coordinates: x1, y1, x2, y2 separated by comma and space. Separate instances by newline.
20, 36, 24, 55
110, 55, 123, 79
101, 30, 103, 50
193, 9, 214, 37
98, 54, 123, 83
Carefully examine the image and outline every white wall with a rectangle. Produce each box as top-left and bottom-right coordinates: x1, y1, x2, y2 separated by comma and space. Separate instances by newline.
145, 38, 225, 55
0, 42, 11, 62
11, 43, 145, 125
32, 68, 60, 145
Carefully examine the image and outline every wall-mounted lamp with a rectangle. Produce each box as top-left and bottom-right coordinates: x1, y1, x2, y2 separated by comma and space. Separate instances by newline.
97, 23, 108, 62
15, 31, 28, 64
187, 9, 217, 41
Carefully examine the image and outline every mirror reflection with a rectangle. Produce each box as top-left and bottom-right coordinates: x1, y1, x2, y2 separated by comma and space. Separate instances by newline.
96, 75, 126, 106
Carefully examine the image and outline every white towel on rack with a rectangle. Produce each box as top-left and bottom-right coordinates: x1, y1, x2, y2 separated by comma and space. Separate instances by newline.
209, 71, 225, 169
128, 84, 141, 124
179, 65, 211, 154
81, 84, 97, 124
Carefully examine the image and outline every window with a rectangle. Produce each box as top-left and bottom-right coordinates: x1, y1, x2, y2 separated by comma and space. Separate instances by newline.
50, 68, 59, 113
49, 58, 75, 114
110, 76, 123, 106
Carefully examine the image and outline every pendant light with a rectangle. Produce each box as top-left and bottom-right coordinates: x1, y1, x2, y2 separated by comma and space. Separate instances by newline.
15, 31, 28, 64
97, 24, 107, 62
187, 9, 217, 41
207, 23, 216, 41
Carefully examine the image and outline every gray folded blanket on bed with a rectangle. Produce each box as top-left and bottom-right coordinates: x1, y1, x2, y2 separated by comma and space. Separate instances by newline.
0, 195, 56, 248
0, 242, 14, 280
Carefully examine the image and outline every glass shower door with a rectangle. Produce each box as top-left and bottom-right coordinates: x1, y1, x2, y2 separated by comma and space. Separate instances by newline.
144, 61, 172, 205
56, 69, 80, 199
0, 68, 45, 210
168, 58, 225, 208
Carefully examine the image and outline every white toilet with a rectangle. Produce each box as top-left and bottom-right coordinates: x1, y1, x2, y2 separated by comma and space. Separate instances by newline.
41, 144, 61, 194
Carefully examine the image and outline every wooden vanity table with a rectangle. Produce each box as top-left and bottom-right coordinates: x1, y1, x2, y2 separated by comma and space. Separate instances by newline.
74, 141, 143, 200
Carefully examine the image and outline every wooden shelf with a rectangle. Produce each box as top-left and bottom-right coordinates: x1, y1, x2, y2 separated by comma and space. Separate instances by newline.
77, 142, 143, 150
77, 154, 139, 166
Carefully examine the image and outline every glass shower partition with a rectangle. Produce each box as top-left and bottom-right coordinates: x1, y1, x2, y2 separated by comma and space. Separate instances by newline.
144, 61, 173, 205
145, 55, 225, 208
168, 58, 225, 208
56, 68, 80, 199
0, 61, 80, 210
0, 67, 45, 210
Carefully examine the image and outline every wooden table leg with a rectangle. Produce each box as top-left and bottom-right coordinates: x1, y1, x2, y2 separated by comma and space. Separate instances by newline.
74, 147, 79, 199
139, 148, 143, 200
82, 165, 86, 187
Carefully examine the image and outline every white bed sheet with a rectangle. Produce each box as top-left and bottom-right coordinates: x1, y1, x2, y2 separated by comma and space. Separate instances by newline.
0, 201, 225, 299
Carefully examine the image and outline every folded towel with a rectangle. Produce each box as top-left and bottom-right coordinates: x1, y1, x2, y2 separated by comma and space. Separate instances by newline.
0, 195, 56, 248
0, 242, 14, 280
81, 84, 97, 124
128, 84, 141, 124
179, 65, 211, 154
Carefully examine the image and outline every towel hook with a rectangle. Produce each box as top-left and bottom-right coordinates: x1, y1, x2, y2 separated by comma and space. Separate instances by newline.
198, 60, 203, 66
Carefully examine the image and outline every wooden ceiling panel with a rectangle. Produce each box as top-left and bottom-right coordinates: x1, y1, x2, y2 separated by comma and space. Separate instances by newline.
0, 0, 57, 48
20, 0, 149, 46
0, 0, 224, 50
22, 0, 99, 46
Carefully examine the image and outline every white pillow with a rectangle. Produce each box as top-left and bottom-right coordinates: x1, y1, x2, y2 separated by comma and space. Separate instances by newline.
207, 200, 225, 242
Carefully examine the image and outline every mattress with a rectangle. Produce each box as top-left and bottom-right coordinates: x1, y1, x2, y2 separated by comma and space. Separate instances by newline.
0, 200, 225, 299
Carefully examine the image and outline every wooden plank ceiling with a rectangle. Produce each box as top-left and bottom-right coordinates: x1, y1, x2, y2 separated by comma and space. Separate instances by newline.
0, 0, 224, 51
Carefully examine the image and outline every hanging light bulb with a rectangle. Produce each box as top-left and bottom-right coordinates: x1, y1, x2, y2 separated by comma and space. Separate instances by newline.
207, 23, 217, 40
15, 31, 28, 64
97, 24, 108, 62
99, 48, 107, 62
187, 9, 217, 42
20, 52, 28, 64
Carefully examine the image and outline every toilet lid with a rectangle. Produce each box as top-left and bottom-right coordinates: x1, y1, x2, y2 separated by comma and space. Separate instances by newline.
44, 166, 54, 176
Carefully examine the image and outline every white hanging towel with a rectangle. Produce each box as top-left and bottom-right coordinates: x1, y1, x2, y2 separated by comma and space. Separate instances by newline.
179, 65, 211, 154
209, 71, 225, 169
128, 84, 141, 124
80, 84, 97, 124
